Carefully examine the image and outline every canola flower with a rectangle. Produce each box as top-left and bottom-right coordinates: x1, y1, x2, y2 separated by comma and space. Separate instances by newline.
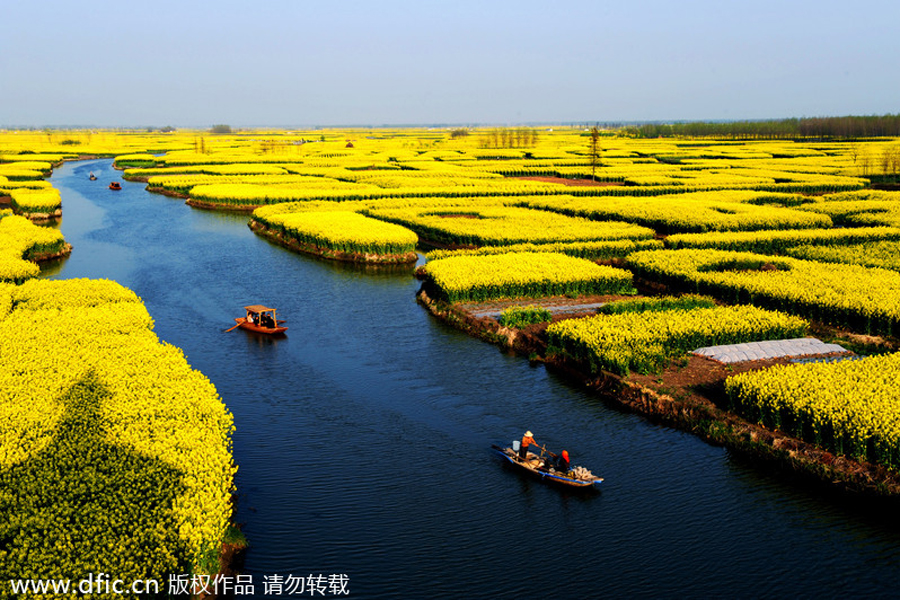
425, 238, 664, 261
365, 205, 654, 247
0, 161, 53, 180
0, 279, 235, 590
422, 252, 634, 302
518, 191, 831, 234
797, 194, 900, 228
628, 248, 900, 335
665, 226, 900, 254
0, 215, 67, 282
112, 153, 160, 168
189, 178, 566, 206
784, 240, 900, 272
129, 163, 294, 179
547, 304, 808, 375
726, 352, 900, 469
9, 188, 62, 216
144, 173, 342, 196
255, 210, 418, 256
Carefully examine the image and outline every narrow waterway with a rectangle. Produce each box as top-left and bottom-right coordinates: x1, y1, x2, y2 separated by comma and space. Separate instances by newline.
44, 159, 900, 598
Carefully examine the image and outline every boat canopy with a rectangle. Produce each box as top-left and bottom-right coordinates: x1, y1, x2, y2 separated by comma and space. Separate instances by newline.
244, 305, 276, 313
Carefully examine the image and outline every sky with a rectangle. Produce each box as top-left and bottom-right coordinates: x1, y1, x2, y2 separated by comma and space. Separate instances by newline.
2, 0, 899, 128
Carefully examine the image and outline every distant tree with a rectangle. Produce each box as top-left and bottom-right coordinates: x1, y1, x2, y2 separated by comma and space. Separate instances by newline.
449, 128, 469, 139
881, 147, 892, 176
210, 124, 232, 134
884, 145, 900, 177
860, 149, 873, 177
478, 127, 539, 149
849, 142, 861, 173
588, 125, 602, 180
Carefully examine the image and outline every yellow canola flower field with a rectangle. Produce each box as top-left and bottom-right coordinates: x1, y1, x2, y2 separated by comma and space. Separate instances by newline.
144, 174, 344, 196
797, 191, 900, 228
726, 352, 900, 469
9, 188, 62, 217
365, 205, 654, 247
665, 226, 900, 254
189, 181, 385, 205
0, 278, 235, 590
425, 238, 664, 261
421, 252, 634, 302
784, 240, 900, 272
547, 304, 808, 375
0, 161, 53, 180
0, 215, 67, 282
257, 210, 419, 256
628, 248, 900, 335
518, 191, 829, 234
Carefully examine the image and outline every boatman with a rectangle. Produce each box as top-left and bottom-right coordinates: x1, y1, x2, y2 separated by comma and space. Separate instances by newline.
519, 430, 537, 459
555, 450, 570, 473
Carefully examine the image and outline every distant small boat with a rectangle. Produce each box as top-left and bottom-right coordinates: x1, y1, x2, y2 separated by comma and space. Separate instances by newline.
109, 182, 121, 190
229, 305, 287, 335
89, 173, 97, 180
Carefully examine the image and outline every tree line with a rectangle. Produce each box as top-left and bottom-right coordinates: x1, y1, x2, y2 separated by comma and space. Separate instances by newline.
623, 114, 900, 140
478, 127, 539, 149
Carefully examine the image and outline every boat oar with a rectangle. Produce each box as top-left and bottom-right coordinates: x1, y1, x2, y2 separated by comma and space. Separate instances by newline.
224, 321, 243, 333
535, 444, 558, 459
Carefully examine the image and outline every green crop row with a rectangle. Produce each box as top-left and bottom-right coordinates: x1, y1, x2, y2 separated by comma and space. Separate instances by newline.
596, 294, 718, 315
498, 305, 553, 328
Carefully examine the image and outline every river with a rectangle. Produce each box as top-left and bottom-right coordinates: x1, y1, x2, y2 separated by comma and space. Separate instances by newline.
42, 159, 900, 598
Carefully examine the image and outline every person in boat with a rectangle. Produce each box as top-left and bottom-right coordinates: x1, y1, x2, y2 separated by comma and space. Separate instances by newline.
247, 311, 256, 325
553, 450, 570, 473
519, 430, 538, 460
261, 312, 275, 328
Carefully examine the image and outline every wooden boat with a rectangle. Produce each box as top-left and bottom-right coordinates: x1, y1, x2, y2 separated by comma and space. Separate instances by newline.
492, 444, 603, 489
234, 305, 287, 335
89, 173, 97, 180
109, 182, 121, 190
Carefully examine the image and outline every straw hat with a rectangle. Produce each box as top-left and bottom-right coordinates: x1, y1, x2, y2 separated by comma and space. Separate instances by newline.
524, 430, 533, 437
